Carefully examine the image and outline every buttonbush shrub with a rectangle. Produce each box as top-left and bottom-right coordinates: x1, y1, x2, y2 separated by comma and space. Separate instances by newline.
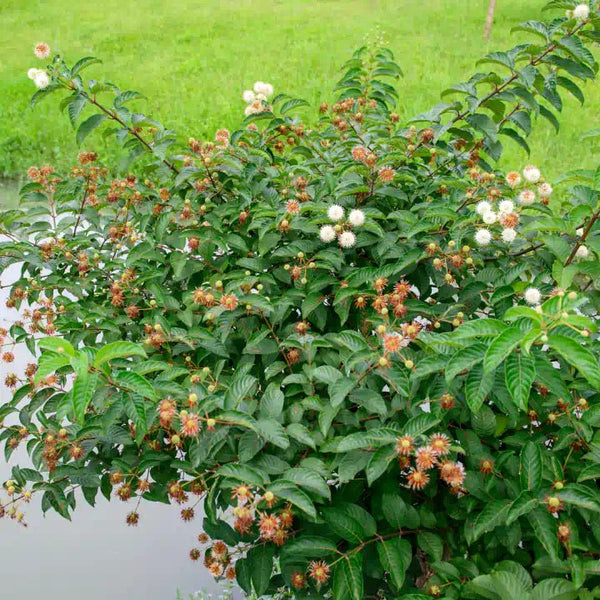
2, 2, 600, 599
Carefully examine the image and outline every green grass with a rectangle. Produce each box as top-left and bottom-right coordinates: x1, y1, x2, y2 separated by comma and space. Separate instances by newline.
1, 0, 599, 180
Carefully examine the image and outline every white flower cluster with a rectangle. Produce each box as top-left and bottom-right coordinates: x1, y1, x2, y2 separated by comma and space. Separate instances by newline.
524, 287, 542, 306
473, 165, 554, 247
319, 205, 365, 248
474, 198, 518, 246
568, 4, 591, 20
27, 68, 50, 89
242, 81, 274, 116
28, 42, 52, 89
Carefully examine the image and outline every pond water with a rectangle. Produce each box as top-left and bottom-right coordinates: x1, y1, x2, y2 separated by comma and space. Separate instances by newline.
0, 188, 237, 599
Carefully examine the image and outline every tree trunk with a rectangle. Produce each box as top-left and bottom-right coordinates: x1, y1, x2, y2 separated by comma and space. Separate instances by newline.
483, 0, 497, 39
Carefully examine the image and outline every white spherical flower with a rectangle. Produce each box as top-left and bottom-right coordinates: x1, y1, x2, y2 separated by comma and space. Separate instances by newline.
518, 190, 536, 205
506, 172, 522, 188
34, 42, 51, 59
501, 228, 517, 243
523, 165, 541, 183
27, 68, 41, 80
538, 182, 553, 197
475, 229, 492, 246
476, 200, 492, 216
33, 70, 50, 89
319, 225, 337, 243
498, 199, 514, 214
328, 204, 345, 222
253, 81, 274, 97
524, 287, 542, 305
482, 211, 497, 225
576, 244, 589, 259
576, 227, 584, 236
573, 3, 590, 20
242, 90, 256, 104
348, 209, 365, 227
339, 231, 356, 248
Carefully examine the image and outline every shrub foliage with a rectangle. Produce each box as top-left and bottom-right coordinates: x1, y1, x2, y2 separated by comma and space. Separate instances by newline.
2, 2, 600, 599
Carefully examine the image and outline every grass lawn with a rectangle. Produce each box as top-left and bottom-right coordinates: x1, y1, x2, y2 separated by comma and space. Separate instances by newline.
1, 0, 599, 181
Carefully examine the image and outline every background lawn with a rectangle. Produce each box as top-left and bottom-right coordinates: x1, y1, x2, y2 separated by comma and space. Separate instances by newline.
1, 0, 599, 183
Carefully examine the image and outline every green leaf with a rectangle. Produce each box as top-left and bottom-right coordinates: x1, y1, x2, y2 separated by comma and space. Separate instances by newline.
453, 319, 508, 339
520, 442, 543, 493
329, 377, 357, 407
72, 368, 98, 424
218, 463, 268, 487
417, 532, 444, 562
285, 467, 330, 500
33, 353, 72, 383
465, 363, 494, 413
313, 365, 343, 385
259, 383, 284, 418
71, 56, 102, 75
547, 335, 600, 389
286, 423, 316, 449
38, 337, 76, 356
377, 538, 411, 590
528, 509, 559, 559
465, 113, 498, 142
224, 374, 258, 409
123, 394, 148, 443
468, 499, 512, 543
507, 492, 539, 526
445, 343, 486, 383
558, 484, 600, 513
76, 113, 107, 145
531, 578, 578, 600
366, 445, 395, 486
505, 351, 536, 410
483, 327, 527, 373
322, 507, 365, 544
280, 536, 338, 561
268, 480, 317, 518
246, 543, 274, 595
68, 95, 87, 127
577, 463, 600, 483
256, 419, 289, 449
170, 251, 187, 279
328, 428, 399, 453
333, 553, 363, 600
215, 410, 258, 432
280, 98, 310, 114
93, 342, 146, 367
115, 371, 156, 401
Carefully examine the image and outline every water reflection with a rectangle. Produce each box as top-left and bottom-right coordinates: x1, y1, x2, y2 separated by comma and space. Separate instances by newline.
0, 192, 233, 599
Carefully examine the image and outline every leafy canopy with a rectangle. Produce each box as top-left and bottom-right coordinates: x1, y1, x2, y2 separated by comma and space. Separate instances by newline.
2, 2, 600, 599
